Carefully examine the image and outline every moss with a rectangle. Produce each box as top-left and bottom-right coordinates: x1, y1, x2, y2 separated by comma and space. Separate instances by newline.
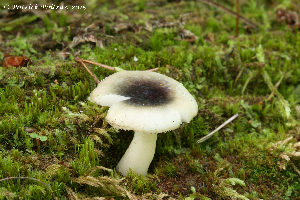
1, 0, 300, 199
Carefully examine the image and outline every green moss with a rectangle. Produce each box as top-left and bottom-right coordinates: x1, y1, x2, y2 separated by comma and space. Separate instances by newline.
1, 0, 300, 199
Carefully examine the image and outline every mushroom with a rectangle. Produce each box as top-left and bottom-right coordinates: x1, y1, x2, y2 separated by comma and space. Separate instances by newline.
89, 70, 198, 176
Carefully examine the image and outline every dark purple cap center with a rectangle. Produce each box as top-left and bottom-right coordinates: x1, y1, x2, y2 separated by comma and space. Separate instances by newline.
118, 79, 173, 106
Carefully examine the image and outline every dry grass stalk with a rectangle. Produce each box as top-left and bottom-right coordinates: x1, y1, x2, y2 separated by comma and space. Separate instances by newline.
66, 186, 79, 200
269, 136, 300, 174
73, 166, 137, 200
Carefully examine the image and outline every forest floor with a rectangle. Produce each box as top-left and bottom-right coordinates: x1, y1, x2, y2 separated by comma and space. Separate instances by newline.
1, 0, 300, 199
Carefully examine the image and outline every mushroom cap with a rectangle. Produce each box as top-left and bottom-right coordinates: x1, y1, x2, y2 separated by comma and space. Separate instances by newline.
89, 71, 198, 134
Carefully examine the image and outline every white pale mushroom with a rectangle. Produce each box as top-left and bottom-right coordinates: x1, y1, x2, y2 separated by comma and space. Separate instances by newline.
89, 70, 198, 177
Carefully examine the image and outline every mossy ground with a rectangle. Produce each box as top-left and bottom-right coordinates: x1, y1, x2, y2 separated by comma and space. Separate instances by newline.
1, 0, 300, 199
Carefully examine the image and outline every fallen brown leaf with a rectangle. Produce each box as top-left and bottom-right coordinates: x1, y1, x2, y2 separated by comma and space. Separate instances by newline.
2, 54, 33, 68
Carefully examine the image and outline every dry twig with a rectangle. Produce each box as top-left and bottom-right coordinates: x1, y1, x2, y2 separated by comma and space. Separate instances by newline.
74, 57, 100, 84
78, 58, 116, 72
75, 57, 160, 84
235, 0, 239, 37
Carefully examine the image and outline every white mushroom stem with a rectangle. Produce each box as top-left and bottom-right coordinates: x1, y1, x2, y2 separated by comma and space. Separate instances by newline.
116, 132, 157, 177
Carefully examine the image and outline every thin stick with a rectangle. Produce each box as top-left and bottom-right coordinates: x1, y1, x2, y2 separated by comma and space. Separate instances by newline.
291, 162, 300, 176
0, 177, 58, 200
147, 67, 159, 72
197, 0, 259, 30
235, 0, 239, 37
75, 57, 160, 84
81, 59, 159, 72
79, 58, 116, 71
74, 57, 100, 84
196, 114, 239, 143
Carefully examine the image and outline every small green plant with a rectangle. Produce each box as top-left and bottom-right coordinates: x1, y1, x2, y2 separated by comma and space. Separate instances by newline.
238, 45, 291, 119
184, 186, 210, 200
72, 138, 100, 176
125, 170, 159, 194
189, 159, 204, 174
164, 162, 178, 177
149, 31, 163, 51
29, 133, 48, 142
212, 176, 249, 200
211, 156, 249, 200
138, 0, 146, 11
0, 15, 39, 32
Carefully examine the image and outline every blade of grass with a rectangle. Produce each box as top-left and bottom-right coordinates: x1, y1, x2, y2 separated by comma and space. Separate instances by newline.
261, 70, 291, 118
196, 114, 239, 143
